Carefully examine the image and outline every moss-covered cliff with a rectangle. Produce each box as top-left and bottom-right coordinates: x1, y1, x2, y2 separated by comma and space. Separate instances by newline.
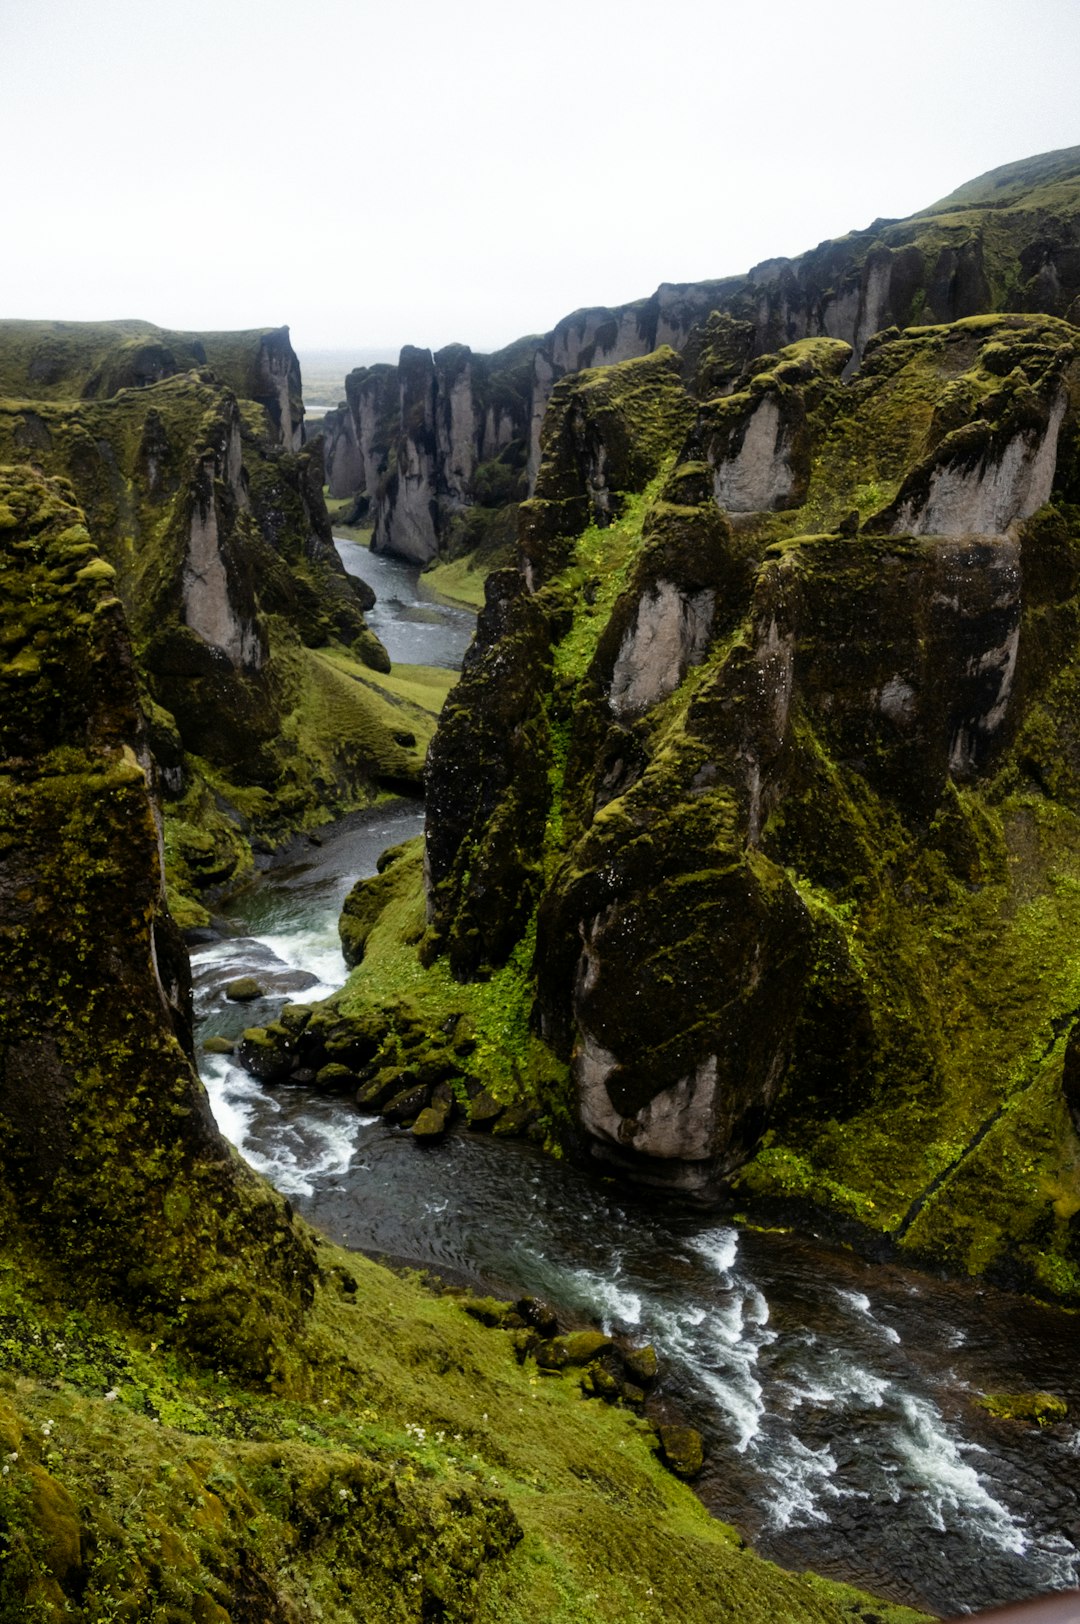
0, 323, 445, 928
323, 144, 1080, 578
315, 298, 1080, 1308
0, 462, 929, 1623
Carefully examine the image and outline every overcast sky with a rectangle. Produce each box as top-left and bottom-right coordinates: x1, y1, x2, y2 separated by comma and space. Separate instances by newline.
2, 0, 1079, 362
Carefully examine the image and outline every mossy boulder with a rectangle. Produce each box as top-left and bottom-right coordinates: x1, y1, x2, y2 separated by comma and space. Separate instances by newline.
411, 1105, 449, 1139
657, 1425, 705, 1479
225, 976, 264, 1002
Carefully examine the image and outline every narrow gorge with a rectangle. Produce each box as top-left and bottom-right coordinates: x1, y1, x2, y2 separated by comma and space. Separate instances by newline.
2, 143, 1080, 1624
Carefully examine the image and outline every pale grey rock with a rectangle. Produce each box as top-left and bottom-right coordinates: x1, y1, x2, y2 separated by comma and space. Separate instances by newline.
322, 404, 363, 498
182, 461, 263, 668
576, 1027, 722, 1165
609, 580, 715, 718
879, 676, 918, 727
893, 389, 1066, 536
712, 397, 797, 512
181, 414, 262, 669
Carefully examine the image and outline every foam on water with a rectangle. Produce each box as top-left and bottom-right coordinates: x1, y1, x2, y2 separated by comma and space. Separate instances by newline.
785, 1356, 890, 1412
688, 1226, 739, 1275
892, 1393, 1028, 1551
547, 1264, 643, 1332
201, 1055, 261, 1149
653, 1292, 770, 1452
253, 928, 346, 994
760, 1435, 840, 1528
835, 1286, 902, 1345
203, 1059, 357, 1198
696, 1364, 765, 1452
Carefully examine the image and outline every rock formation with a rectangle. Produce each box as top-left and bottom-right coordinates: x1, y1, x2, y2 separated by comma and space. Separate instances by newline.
0, 463, 922, 1624
330, 288, 1080, 1305
0, 321, 439, 925
323, 145, 1080, 573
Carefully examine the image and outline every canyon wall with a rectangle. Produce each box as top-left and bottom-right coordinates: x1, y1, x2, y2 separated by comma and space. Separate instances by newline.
0, 321, 435, 924
323, 145, 1080, 568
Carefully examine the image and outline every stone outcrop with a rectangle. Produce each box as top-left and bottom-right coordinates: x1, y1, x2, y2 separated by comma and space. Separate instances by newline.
0, 317, 305, 448
331, 298, 1080, 1305
0, 464, 316, 1362
0, 323, 436, 924
323, 144, 1080, 566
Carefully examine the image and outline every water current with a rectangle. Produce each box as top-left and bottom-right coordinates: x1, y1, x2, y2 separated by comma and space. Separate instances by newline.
189, 540, 1080, 1619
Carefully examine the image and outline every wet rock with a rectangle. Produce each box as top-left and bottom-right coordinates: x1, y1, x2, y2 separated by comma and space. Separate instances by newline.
382, 1081, 431, 1124
657, 1424, 704, 1479
430, 1081, 459, 1120
466, 1089, 504, 1130
622, 1344, 659, 1386
225, 976, 264, 1002
356, 1067, 409, 1112
411, 1106, 449, 1141
237, 1027, 295, 1084
278, 1004, 313, 1034
313, 1063, 357, 1094
492, 1102, 536, 1137
515, 1297, 559, 1338
202, 1036, 235, 1055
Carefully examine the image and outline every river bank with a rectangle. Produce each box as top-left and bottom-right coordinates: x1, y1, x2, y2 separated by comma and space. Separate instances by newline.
188, 542, 1080, 1619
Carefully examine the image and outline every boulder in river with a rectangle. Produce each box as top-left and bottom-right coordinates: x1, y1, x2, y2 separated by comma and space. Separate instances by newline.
225, 975, 264, 1001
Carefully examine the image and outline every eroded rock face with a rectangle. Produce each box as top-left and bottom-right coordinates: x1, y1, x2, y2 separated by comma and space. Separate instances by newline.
253, 328, 304, 450
889, 388, 1067, 536
0, 465, 316, 1364
181, 411, 265, 669
321, 401, 364, 498
0, 349, 395, 918
424, 569, 552, 978
608, 579, 715, 718
406, 309, 1080, 1270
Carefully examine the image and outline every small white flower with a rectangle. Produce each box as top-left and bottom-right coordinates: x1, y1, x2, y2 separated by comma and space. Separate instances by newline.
338, 1489, 348, 1500
104, 1388, 119, 1402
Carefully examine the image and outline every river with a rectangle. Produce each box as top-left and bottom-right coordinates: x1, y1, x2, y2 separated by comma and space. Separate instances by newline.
188, 541, 1080, 1619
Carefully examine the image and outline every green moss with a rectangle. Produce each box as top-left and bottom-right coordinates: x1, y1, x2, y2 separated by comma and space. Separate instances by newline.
0, 1241, 930, 1624
975, 1390, 1069, 1425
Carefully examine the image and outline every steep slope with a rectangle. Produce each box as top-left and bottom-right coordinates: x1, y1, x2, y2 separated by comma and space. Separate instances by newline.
0, 462, 928, 1624
323, 145, 1080, 570
0, 318, 305, 448
309, 308, 1080, 1307
0, 325, 442, 925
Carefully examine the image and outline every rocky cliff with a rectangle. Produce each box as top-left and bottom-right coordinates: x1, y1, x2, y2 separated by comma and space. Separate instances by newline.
0, 321, 444, 924
0, 318, 305, 449
322, 273, 1080, 1304
0, 461, 924, 1624
324, 145, 1080, 575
